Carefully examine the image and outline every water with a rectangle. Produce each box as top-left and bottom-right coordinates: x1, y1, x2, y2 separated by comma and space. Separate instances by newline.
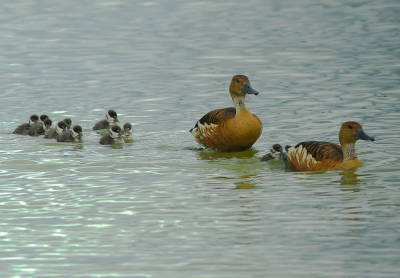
1, 0, 400, 277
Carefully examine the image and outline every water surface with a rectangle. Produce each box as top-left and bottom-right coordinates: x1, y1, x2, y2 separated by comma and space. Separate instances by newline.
0, 0, 400, 277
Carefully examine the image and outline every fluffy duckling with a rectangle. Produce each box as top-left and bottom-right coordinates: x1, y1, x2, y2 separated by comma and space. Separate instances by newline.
190, 75, 262, 151
44, 120, 67, 140
261, 121, 375, 171
57, 125, 83, 142
30, 118, 53, 136
99, 125, 124, 145
29, 115, 50, 136
93, 110, 120, 130
13, 114, 39, 134
121, 123, 133, 141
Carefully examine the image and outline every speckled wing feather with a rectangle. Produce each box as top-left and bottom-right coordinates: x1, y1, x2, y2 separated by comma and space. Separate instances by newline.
193, 107, 236, 128
293, 141, 343, 162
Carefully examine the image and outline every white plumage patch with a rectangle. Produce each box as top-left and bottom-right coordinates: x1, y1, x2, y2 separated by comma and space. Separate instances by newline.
56, 123, 65, 135
288, 145, 320, 169
191, 122, 218, 144
196, 122, 217, 139
109, 128, 120, 139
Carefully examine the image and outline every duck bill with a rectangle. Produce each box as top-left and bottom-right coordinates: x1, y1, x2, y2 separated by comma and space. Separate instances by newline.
242, 83, 258, 96
355, 129, 375, 141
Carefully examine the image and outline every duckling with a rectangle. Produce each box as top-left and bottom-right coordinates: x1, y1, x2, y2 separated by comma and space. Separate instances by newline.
190, 75, 262, 151
261, 121, 375, 171
30, 118, 53, 136
99, 125, 124, 145
29, 115, 50, 136
121, 123, 133, 141
13, 115, 39, 134
63, 118, 72, 130
93, 110, 120, 130
57, 125, 83, 142
44, 121, 67, 140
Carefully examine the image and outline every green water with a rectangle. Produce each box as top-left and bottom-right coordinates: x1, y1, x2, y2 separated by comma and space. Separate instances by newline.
0, 0, 400, 277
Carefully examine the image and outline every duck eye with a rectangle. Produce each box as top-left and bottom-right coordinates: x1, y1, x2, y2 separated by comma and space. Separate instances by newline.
348, 125, 353, 130
235, 79, 240, 83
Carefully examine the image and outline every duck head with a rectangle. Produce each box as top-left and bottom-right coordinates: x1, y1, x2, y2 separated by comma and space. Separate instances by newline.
71, 125, 83, 139
29, 115, 39, 126
229, 75, 258, 97
43, 119, 53, 130
109, 125, 122, 139
106, 110, 120, 124
63, 118, 72, 130
339, 121, 375, 145
56, 121, 68, 135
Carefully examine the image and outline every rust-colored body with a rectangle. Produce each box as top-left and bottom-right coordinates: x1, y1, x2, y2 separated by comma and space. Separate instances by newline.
190, 75, 262, 151
284, 122, 374, 171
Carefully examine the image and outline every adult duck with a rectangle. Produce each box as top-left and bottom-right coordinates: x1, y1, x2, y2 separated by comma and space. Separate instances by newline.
261, 121, 375, 171
190, 75, 262, 151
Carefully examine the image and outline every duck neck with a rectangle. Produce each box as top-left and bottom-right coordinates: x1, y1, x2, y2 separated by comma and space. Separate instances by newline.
232, 94, 248, 113
342, 142, 358, 161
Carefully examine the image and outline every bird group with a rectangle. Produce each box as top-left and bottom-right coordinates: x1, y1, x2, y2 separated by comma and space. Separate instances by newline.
13, 114, 82, 142
13, 75, 375, 172
13, 110, 133, 145
189, 75, 375, 172
92, 110, 133, 145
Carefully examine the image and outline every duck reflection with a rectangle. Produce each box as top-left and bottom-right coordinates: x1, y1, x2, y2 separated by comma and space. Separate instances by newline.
71, 142, 84, 151
234, 178, 258, 189
340, 168, 360, 192
195, 149, 261, 189
195, 148, 259, 161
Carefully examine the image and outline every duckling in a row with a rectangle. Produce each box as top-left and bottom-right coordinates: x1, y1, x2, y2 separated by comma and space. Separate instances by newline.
122, 123, 133, 141
30, 118, 53, 136
28, 114, 49, 136
261, 121, 375, 171
44, 121, 68, 140
13, 113, 83, 142
92, 110, 133, 145
44, 120, 83, 142
13, 114, 39, 134
58, 125, 83, 142
100, 125, 125, 145
93, 110, 119, 130
97, 123, 133, 145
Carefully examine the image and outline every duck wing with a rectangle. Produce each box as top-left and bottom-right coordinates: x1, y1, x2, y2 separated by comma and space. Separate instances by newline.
192, 107, 236, 130
290, 141, 343, 162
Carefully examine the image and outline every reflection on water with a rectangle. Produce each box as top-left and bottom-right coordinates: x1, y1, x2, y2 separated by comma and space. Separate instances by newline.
196, 149, 264, 190
195, 148, 259, 161
340, 168, 361, 192
234, 178, 259, 190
